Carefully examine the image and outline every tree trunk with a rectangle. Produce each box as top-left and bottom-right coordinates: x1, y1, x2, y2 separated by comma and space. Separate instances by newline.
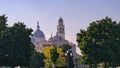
92, 64, 97, 68
94, 64, 97, 68
104, 62, 109, 68
89, 64, 92, 68
11, 66, 14, 68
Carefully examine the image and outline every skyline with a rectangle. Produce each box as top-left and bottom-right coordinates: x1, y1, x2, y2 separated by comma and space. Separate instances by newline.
0, 0, 120, 54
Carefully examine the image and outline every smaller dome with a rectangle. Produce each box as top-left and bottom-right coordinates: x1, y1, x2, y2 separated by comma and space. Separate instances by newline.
49, 37, 54, 41
54, 35, 62, 40
49, 35, 64, 41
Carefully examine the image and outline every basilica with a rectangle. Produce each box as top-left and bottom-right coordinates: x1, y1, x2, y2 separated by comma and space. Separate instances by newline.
31, 17, 76, 57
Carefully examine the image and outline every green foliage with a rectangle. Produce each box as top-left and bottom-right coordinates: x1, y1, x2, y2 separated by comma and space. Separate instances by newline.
60, 44, 72, 53
43, 46, 54, 67
75, 56, 82, 65
30, 52, 45, 68
77, 17, 120, 67
0, 15, 35, 67
43, 46, 66, 67
50, 46, 59, 64
56, 48, 67, 67
11, 22, 34, 66
0, 14, 7, 31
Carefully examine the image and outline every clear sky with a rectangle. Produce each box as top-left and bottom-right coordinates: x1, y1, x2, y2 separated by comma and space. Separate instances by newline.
0, 0, 120, 54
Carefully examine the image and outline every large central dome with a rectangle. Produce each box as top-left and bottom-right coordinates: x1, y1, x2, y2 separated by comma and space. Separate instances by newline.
31, 21, 46, 46
34, 29, 45, 38
34, 21, 45, 38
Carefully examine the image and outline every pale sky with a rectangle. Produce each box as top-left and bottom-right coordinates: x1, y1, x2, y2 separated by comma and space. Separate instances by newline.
0, 0, 120, 54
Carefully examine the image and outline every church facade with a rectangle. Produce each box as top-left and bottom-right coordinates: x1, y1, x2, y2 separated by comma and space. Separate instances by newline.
31, 17, 76, 57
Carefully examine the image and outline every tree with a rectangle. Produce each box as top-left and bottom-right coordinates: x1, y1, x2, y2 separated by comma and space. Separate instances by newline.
75, 55, 82, 65
77, 17, 120, 68
43, 46, 66, 68
56, 47, 66, 67
43, 46, 53, 67
0, 22, 35, 67
50, 46, 59, 67
11, 22, 34, 67
0, 15, 8, 66
0, 14, 7, 31
30, 52, 45, 68
60, 44, 72, 53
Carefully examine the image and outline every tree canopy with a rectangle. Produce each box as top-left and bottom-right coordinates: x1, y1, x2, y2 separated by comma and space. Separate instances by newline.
50, 46, 59, 65
0, 15, 35, 67
60, 44, 72, 53
30, 52, 45, 68
43, 46, 66, 67
77, 17, 120, 67
0, 15, 7, 31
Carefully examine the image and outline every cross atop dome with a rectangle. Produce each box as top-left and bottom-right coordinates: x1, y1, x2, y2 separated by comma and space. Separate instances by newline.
37, 21, 40, 29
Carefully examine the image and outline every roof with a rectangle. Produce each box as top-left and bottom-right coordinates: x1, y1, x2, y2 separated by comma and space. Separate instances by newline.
49, 35, 64, 41
34, 28, 45, 38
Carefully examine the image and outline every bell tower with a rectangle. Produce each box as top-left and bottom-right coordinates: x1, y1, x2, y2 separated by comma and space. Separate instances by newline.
57, 17, 65, 39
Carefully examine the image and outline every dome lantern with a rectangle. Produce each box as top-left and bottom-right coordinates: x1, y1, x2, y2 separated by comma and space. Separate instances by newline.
37, 21, 40, 29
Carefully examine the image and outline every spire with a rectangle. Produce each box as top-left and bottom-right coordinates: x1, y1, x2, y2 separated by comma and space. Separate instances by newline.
37, 21, 40, 29
51, 33, 53, 38
57, 16, 65, 39
58, 16, 63, 22
56, 32, 58, 36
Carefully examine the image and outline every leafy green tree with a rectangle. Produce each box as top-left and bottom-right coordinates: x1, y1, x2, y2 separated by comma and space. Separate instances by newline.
30, 52, 45, 68
56, 48, 66, 67
50, 46, 59, 67
77, 17, 120, 68
0, 14, 7, 31
75, 56, 82, 65
0, 22, 34, 67
0, 15, 10, 67
11, 22, 34, 67
43, 46, 66, 67
60, 44, 72, 53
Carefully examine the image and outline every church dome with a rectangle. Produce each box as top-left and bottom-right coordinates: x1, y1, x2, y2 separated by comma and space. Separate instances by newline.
31, 22, 46, 46
49, 37, 54, 41
53, 35, 62, 40
34, 29, 45, 38
33, 21, 45, 38
49, 34, 64, 41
